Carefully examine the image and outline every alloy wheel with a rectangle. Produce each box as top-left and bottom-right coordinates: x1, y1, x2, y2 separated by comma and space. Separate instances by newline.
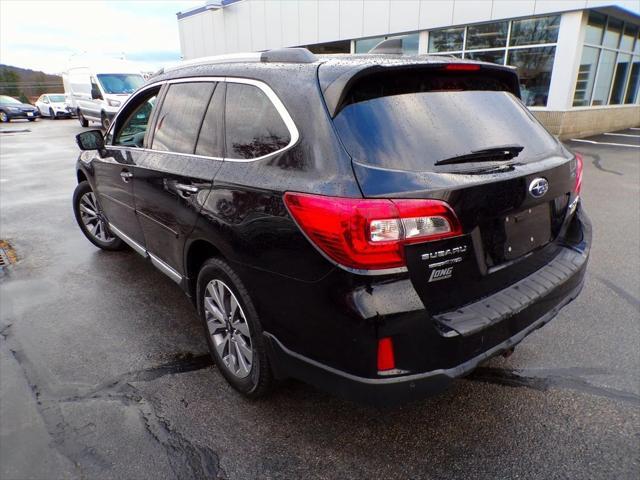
0, 111, 8, 122
204, 279, 253, 379
79, 192, 114, 243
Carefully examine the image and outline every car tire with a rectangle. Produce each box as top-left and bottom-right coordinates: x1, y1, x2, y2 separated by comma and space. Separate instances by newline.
101, 112, 110, 131
49, 108, 56, 119
197, 258, 273, 398
73, 181, 124, 251
0, 111, 10, 122
77, 110, 89, 127
28, 118, 36, 122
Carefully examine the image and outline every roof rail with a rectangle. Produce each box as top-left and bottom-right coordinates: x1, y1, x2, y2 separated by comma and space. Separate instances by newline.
160, 48, 317, 75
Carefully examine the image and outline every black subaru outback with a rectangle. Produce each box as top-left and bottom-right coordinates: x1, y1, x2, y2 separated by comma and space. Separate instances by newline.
72, 48, 590, 405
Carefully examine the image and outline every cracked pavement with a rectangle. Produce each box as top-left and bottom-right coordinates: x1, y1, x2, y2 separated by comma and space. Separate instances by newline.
0, 120, 639, 479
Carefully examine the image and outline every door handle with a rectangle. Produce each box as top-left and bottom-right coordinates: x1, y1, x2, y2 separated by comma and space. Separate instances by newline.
175, 183, 200, 195
120, 170, 133, 183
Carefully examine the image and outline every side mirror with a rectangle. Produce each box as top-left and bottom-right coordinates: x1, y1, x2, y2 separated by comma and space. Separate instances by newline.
76, 130, 105, 151
91, 88, 102, 100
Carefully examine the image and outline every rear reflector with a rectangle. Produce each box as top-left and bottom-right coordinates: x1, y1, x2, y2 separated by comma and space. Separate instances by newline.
377, 337, 396, 371
444, 64, 481, 71
574, 153, 584, 194
283, 192, 462, 270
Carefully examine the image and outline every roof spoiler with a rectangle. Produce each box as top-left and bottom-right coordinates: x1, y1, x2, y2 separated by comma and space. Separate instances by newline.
321, 62, 521, 117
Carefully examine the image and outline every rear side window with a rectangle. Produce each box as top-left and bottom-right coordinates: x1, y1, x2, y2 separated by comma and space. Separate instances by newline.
333, 72, 559, 172
195, 82, 225, 158
152, 82, 215, 154
225, 83, 290, 159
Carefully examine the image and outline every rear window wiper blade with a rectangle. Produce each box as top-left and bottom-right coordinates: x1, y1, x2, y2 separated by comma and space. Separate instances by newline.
435, 144, 524, 166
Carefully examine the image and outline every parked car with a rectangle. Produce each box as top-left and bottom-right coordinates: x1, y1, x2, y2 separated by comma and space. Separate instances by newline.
63, 61, 145, 130
35, 93, 73, 119
0, 95, 40, 122
72, 48, 591, 406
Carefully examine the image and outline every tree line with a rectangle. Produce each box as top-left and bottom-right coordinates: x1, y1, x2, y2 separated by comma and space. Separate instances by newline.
0, 65, 64, 104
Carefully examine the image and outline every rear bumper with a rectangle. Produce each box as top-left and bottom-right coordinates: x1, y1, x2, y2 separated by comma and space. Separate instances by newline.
266, 280, 583, 405
264, 206, 591, 406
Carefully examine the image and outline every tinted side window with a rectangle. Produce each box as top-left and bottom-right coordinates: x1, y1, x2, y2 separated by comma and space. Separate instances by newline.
225, 83, 290, 159
113, 88, 159, 148
195, 82, 225, 158
152, 82, 215, 154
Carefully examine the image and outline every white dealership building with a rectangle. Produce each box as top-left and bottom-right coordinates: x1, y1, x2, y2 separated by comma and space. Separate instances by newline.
177, 0, 640, 137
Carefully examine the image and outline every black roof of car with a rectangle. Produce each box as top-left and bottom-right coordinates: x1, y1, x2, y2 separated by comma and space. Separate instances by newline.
149, 48, 520, 116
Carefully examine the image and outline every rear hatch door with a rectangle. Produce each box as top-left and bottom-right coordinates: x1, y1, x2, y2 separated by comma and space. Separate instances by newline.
328, 64, 577, 314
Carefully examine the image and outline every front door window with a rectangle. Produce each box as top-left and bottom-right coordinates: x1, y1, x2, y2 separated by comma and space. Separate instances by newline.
113, 92, 158, 148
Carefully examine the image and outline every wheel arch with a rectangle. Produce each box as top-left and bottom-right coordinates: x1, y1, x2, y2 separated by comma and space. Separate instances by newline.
185, 238, 224, 300
77, 169, 88, 184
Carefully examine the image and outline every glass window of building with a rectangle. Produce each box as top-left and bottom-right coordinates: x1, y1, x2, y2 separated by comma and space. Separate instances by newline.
620, 25, 637, 51
429, 27, 464, 52
465, 50, 505, 65
466, 21, 507, 50
401, 34, 419, 54
591, 50, 617, 105
426, 15, 560, 106
602, 18, 623, 49
507, 47, 555, 107
355, 36, 386, 53
573, 47, 601, 106
509, 15, 560, 46
625, 58, 640, 103
573, 13, 640, 107
609, 53, 632, 104
355, 34, 418, 54
585, 12, 607, 45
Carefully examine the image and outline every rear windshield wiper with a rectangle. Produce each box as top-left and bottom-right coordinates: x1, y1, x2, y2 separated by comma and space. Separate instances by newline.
435, 144, 524, 166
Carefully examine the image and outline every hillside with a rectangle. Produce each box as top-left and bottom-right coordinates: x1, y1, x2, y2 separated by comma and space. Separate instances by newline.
0, 64, 63, 102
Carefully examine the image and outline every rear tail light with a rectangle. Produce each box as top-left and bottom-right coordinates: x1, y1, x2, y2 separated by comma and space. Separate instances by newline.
283, 192, 462, 271
377, 337, 396, 372
574, 153, 584, 194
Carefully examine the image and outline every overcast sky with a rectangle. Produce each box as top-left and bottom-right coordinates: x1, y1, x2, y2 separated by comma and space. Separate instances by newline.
0, 0, 202, 74
1, 0, 639, 75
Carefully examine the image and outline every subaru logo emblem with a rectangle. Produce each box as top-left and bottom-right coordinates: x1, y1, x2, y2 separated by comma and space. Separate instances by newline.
529, 178, 549, 198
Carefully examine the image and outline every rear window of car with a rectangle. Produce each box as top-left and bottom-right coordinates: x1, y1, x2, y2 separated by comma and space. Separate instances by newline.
332, 72, 559, 172
152, 82, 215, 155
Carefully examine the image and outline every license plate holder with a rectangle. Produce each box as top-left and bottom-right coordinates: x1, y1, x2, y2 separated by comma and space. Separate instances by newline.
503, 203, 551, 260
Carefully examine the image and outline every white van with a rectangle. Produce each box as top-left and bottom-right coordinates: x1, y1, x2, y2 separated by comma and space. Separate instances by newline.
63, 61, 144, 129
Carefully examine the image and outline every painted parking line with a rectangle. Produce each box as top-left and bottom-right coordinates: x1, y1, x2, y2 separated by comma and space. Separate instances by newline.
630, 127, 640, 131
569, 138, 640, 148
603, 132, 640, 138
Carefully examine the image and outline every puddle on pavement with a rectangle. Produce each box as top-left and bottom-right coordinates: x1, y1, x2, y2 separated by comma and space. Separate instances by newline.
0, 240, 17, 274
0, 129, 31, 135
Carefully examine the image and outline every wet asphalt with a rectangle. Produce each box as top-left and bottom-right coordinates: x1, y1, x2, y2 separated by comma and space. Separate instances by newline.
0, 118, 638, 480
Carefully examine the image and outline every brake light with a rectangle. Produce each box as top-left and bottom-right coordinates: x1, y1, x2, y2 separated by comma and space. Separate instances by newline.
377, 337, 396, 372
283, 192, 462, 270
444, 64, 481, 71
574, 153, 584, 194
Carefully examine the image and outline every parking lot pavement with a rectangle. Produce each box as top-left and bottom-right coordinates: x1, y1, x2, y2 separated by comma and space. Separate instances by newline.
1, 118, 638, 480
